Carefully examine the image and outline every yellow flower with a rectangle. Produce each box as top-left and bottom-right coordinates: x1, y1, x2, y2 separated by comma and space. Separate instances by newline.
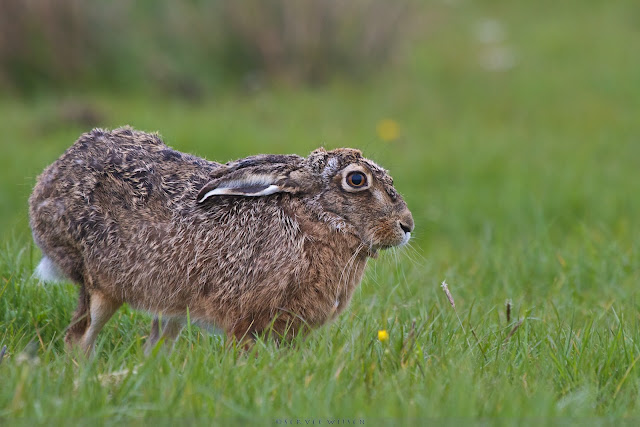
376, 119, 400, 142
378, 329, 389, 342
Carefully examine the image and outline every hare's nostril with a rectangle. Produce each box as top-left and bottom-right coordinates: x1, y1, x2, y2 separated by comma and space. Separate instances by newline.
399, 221, 412, 234
398, 211, 414, 234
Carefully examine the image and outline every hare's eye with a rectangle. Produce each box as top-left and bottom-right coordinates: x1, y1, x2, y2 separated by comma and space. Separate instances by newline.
346, 171, 367, 188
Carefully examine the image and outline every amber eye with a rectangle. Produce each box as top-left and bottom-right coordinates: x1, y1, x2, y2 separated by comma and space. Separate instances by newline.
346, 171, 367, 188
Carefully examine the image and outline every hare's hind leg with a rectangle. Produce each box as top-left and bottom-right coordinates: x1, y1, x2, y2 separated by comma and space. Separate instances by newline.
79, 291, 122, 355
66, 288, 121, 355
65, 285, 91, 348
145, 316, 184, 355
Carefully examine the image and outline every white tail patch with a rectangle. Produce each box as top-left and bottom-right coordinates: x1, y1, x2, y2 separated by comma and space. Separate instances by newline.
34, 256, 66, 283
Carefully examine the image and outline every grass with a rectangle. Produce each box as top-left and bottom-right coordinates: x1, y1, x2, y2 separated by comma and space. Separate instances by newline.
1, 0, 640, 424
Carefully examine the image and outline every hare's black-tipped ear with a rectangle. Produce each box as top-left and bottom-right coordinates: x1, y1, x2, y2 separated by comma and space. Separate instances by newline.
197, 174, 298, 203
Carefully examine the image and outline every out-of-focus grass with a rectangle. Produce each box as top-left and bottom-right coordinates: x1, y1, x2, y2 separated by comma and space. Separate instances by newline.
0, 0, 410, 94
1, 0, 640, 423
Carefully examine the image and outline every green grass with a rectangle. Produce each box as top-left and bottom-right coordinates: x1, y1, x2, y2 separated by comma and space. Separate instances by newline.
2, 1, 640, 424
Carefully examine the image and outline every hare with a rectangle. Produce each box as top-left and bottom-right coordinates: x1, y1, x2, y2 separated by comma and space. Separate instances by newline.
29, 127, 414, 354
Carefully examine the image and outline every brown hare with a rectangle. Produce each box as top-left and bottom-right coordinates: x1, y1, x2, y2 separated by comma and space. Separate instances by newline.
29, 127, 414, 354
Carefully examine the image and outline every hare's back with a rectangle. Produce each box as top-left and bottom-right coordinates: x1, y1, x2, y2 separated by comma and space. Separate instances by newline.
30, 127, 219, 249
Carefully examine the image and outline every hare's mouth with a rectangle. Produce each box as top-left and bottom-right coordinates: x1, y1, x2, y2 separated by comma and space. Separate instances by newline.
366, 216, 412, 251
400, 231, 411, 246
368, 231, 410, 254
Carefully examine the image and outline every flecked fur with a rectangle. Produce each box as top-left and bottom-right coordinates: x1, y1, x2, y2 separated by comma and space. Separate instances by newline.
29, 127, 414, 353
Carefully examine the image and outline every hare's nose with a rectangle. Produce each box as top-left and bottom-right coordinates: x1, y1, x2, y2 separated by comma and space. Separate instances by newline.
398, 211, 414, 234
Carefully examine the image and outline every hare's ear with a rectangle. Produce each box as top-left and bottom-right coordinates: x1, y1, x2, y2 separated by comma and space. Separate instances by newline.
197, 173, 297, 203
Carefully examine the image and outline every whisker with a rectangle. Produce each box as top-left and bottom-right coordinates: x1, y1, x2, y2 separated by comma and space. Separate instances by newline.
338, 243, 365, 298
340, 244, 365, 303
400, 242, 427, 269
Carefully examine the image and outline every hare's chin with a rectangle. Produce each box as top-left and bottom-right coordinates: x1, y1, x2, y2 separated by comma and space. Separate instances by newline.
400, 232, 411, 246
369, 233, 411, 253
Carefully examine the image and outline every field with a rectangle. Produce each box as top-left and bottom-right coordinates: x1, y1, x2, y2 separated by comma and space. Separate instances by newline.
1, 1, 640, 424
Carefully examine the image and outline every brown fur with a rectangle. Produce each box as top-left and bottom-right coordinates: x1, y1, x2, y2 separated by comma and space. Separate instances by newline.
29, 127, 414, 354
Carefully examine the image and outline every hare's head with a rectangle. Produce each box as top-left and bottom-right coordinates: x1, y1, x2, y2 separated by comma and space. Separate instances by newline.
198, 148, 414, 252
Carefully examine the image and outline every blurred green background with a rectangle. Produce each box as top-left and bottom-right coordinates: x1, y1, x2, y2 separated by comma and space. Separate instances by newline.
2, 0, 640, 420
1, 0, 637, 247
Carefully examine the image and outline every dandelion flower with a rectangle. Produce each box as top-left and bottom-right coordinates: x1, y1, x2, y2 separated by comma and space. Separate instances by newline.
376, 119, 400, 142
378, 329, 389, 342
